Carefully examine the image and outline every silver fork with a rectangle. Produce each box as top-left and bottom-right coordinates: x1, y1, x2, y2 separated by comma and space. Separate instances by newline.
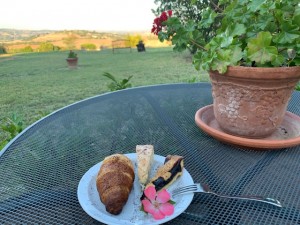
172, 183, 282, 207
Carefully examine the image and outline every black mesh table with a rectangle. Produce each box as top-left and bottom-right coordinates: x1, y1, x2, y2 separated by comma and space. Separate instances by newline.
1, 83, 300, 224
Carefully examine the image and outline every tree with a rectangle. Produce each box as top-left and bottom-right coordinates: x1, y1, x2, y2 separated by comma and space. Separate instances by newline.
22, 46, 33, 53
125, 34, 142, 47
153, 0, 208, 22
153, 0, 227, 53
0, 44, 7, 54
38, 42, 55, 52
63, 34, 77, 50
81, 43, 96, 50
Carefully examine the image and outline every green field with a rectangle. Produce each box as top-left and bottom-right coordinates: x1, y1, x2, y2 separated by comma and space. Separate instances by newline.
0, 47, 209, 146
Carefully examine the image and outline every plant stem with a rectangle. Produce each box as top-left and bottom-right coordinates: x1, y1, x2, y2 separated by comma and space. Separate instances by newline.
210, 0, 223, 13
272, 10, 280, 33
190, 39, 207, 51
278, 48, 287, 53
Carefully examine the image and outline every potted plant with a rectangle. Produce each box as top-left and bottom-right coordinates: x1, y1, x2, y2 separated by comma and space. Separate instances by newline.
152, 0, 300, 139
66, 50, 78, 69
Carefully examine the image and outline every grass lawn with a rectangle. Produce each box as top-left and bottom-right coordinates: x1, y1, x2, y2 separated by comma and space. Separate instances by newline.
0, 47, 209, 145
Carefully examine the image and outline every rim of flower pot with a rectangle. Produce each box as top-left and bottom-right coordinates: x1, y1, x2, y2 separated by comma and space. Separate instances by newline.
210, 66, 300, 79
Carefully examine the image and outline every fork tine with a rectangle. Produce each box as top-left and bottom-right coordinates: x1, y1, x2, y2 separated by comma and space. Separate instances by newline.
172, 189, 196, 196
173, 189, 196, 195
173, 186, 197, 193
173, 184, 196, 191
172, 184, 197, 196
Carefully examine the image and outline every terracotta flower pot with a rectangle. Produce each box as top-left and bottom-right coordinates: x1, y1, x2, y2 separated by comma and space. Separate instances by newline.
209, 66, 300, 138
66, 58, 78, 69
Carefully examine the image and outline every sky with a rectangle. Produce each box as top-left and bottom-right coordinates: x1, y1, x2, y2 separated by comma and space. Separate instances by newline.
1, 0, 158, 31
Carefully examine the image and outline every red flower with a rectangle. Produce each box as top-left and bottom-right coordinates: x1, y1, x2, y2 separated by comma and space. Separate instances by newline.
160, 11, 168, 22
153, 17, 162, 26
151, 11, 172, 35
151, 25, 160, 35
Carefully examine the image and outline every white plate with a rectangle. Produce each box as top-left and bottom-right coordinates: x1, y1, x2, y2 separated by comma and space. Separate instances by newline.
77, 153, 194, 225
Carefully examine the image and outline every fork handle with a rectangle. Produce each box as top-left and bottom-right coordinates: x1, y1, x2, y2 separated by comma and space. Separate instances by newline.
214, 193, 282, 207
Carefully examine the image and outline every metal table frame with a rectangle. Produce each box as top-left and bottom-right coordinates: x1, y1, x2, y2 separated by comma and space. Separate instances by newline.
1, 83, 300, 224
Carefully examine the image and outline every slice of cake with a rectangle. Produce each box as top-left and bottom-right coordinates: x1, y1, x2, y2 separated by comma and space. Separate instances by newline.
140, 155, 184, 201
145, 155, 184, 191
136, 145, 154, 187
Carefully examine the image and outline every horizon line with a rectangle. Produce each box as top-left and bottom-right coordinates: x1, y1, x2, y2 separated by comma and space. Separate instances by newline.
0, 28, 152, 33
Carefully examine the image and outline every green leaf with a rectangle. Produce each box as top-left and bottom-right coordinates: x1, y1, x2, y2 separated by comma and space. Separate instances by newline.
185, 20, 196, 32
193, 51, 213, 71
171, 28, 190, 48
140, 204, 147, 213
238, 0, 249, 4
158, 32, 169, 42
293, 6, 300, 26
253, 15, 274, 31
207, 37, 222, 50
291, 57, 300, 66
191, 30, 206, 47
247, 0, 266, 12
211, 49, 232, 73
275, 22, 300, 44
173, 43, 187, 52
248, 47, 278, 65
228, 10, 251, 25
200, 9, 217, 28
207, 36, 233, 50
103, 73, 133, 91
230, 46, 243, 65
227, 24, 246, 37
1, 114, 24, 141
0, 140, 8, 150
247, 31, 278, 65
169, 199, 176, 205
211, 61, 229, 74
296, 82, 300, 91
107, 83, 117, 91
102, 72, 117, 83
259, 1, 275, 14
220, 36, 233, 48
271, 54, 285, 66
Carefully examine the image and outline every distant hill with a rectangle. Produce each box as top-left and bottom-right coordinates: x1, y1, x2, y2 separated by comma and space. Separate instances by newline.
0, 29, 170, 52
0, 29, 134, 42
0, 29, 56, 42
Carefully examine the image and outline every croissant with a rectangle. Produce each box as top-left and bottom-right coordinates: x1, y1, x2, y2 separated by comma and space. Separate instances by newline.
96, 154, 134, 215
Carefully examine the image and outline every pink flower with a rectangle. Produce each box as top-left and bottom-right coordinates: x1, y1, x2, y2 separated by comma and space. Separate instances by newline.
141, 186, 175, 220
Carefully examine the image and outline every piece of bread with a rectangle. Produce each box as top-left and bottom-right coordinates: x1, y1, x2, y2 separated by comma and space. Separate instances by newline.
142, 155, 184, 198
136, 145, 154, 187
96, 154, 134, 215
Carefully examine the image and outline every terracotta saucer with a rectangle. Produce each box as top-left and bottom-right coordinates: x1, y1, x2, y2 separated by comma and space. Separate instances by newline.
195, 105, 300, 150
